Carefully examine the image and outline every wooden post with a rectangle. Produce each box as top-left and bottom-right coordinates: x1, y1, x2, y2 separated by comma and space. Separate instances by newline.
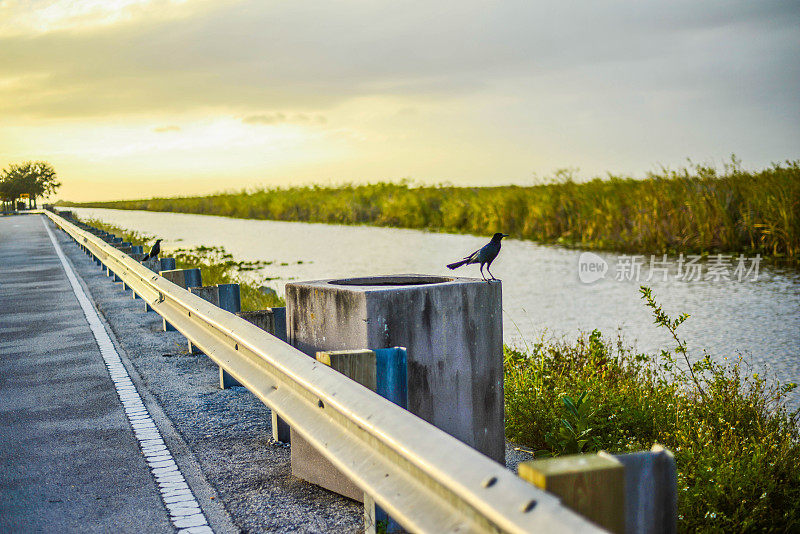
518, 453, 625, 534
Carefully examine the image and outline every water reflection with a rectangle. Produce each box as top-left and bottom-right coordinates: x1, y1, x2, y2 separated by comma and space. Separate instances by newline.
73, 208, 800, 402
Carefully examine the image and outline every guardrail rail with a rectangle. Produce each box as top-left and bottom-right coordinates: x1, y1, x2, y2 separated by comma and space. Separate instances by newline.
43, 209, 603, 534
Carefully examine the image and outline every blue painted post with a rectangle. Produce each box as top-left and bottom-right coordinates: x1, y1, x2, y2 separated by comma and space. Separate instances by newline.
218, 284, 242, 388
121, 246, 143, 293
371, 347, 407, 533
272, 307, 287, 340
187, 284, 242, 386
159, 268, 202, 331
374, 347, 408, 408
160, 257, 176, 271
269, 307, 290, 442
217, 283, 241, 313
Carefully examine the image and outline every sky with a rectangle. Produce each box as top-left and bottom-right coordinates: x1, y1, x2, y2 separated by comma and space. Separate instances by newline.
1, 0, 798, 201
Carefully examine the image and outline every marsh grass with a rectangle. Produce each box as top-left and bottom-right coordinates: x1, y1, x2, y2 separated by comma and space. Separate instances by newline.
505, 289, 800, 532
81, 218, 285, 310
68, 158, 800, 261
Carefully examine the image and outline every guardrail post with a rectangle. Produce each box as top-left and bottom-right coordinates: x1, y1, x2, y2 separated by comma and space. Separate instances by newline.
518, 453, 626, 534
236, 307, 290, 443
160, 257, 176, 271
139, 258, 175, 310
292, 349, 377, 501
367, 347, 407, 533
159, 268, 202, 331
600, 445, 677, 534
118, 247, 143, 292
189, 284, 242, 388
292, 347, 408, 509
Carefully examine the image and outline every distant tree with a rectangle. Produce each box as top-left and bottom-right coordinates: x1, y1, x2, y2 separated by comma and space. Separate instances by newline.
1, 161, 60, 210
0, 167, 23, 212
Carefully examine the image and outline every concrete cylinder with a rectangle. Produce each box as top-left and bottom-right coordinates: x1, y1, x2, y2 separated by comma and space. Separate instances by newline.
286, 274, 505, 463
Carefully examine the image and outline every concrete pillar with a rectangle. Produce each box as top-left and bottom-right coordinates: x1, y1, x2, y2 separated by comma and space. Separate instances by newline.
188, 284, 242, 389
286, 274, 505, 463
159, 268, 202, 331
236, 308, 290, 442
131, 245, 144, 255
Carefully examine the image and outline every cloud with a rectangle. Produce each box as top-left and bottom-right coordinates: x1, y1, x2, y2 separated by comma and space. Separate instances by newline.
242, 113, 287, 125
0, 0, 797, 122
242, 113, 327, 126
0, 0, 213, 36
153, 125, 181, 133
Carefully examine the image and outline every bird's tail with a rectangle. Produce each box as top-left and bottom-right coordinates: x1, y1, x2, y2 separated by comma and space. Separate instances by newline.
447, 259, 468, 270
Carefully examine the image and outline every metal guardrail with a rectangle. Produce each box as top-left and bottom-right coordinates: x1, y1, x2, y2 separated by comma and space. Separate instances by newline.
44, 210, 603, 534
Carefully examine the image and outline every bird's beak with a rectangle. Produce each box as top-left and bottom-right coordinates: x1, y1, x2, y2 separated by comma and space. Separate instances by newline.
502, 234, 509, 238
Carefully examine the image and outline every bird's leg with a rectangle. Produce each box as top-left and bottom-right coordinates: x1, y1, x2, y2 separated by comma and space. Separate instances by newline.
486, 262, 497, 281
480, 264, 486, 281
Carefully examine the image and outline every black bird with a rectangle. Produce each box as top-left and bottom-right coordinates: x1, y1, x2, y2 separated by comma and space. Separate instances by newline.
143, 239, 162, 261
447, 232, 508, 281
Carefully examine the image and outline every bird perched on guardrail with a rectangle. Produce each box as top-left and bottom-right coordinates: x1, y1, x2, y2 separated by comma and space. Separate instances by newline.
447, 233, 508, 281
143, 239, 162, 261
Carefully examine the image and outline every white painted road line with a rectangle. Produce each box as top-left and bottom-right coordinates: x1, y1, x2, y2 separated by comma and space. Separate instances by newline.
44, 220, 213, 534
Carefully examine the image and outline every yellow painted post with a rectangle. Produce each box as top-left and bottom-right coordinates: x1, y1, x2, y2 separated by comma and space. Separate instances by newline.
316, 350, 377, 392
518, 453, 625, 534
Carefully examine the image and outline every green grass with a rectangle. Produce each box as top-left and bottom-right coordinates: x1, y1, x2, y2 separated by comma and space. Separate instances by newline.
505, 288, 800, 532
81, 218, 285, 310
65, 157, 800, 261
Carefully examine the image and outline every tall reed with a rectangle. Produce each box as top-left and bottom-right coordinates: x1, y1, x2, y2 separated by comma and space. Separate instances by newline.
67, 159, 800, 260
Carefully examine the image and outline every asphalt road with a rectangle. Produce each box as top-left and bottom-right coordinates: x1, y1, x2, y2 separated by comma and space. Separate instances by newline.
1, 214, 363, 533
1, 214, 182, 532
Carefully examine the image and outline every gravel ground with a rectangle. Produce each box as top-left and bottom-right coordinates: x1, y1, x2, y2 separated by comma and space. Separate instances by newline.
54, 219, 535, 533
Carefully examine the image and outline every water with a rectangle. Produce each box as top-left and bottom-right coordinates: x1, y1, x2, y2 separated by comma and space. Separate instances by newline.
72, 208, 800, 404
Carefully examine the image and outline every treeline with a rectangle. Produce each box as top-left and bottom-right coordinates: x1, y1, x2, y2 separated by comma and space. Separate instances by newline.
68, 159, 800, 260
1, 161, 60, 211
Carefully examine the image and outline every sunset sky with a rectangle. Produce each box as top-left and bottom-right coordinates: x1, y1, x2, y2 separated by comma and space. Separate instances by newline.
1, 0, 798, 201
